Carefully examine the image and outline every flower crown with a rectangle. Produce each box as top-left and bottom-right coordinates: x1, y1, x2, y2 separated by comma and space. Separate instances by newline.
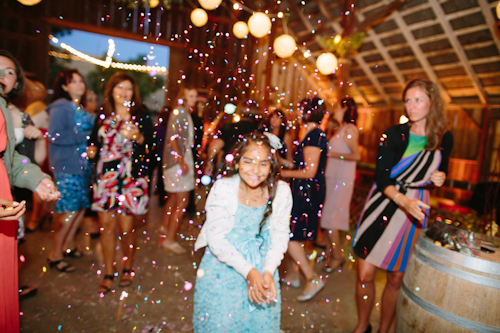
263, 132, 283, 150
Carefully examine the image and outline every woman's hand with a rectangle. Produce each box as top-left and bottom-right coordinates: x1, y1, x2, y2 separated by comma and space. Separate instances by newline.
246, 268, 268, 305
430, 170, 446, 187
262, 271, 277, 302
23, 125, 44, 140
87, 146, 97, 159
178, 156, 189, 175
0, 199, 26, 221
35, 178, 60, 202
398, 195, 430, 221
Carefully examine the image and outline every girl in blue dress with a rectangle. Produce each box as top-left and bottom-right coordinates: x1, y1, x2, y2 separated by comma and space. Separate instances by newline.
193, 131, 293, 332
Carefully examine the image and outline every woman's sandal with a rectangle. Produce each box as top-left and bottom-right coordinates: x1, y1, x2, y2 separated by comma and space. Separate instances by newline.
64, 248, 83, 258
119, 268, 134, 287
98, 275, 115, 294
47, 258, 75, 273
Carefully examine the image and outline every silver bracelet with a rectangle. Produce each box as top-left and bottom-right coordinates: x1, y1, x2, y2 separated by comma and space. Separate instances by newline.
393, 193, 402, 205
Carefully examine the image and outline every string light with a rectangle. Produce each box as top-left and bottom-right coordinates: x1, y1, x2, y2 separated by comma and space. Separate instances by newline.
49, 35, 168, 74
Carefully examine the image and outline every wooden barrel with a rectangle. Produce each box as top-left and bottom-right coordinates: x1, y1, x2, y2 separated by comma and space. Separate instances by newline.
396, 233, 500, 333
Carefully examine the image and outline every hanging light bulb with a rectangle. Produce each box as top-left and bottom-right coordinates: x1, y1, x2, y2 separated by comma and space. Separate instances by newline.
248, 12, 272, 38
199, 0, 222, 10
316, 53, 338, 75
233, 21, 249, 39
191, 8, 208, 27
497, 2, 500, 19
149, 0, 160, 8
274, 34, 296, 58
17, 0, 42, 5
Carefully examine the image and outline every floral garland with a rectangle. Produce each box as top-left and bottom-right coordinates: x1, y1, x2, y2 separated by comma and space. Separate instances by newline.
318, 32, 366, 58
118, 0, 183, 10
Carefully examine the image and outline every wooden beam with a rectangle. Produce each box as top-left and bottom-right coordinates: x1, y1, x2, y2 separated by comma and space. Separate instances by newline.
428, 0, 488, 104
477, 0, 500, 55
354, 0, 412, 33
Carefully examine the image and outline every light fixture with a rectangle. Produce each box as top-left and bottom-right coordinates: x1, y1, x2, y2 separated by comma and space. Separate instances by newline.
191, 8, 208, 27
248, 12, 272, 38
274, 34, 296, 58
399, 115, 409, 124
17, 0, 42, 5
149, 0, 160, 8
233, 21, 249, 39
316, 52, 338, 75
497, 1, 500, 19
199, 0, 222, 10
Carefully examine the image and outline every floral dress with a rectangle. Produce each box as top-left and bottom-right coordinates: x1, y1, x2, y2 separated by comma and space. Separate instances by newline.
91, 116, 149, 215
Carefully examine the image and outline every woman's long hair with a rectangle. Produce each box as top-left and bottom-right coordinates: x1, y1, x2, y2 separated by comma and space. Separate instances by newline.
0, 49, 25, 101
175, 84, 197, 107
402, 79, 448, 151
222, 131, 280, 231
341, 97, 358, 125
262, 109, 286, 140
102, 71, 142, 118
300, 96, 326, 124
51, 68, 87, 105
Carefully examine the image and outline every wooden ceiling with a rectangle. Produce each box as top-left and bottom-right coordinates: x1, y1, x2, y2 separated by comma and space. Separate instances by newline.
268, 0, 500, 119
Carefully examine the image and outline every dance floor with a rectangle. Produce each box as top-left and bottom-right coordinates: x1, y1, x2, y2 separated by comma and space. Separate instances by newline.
18, 187, 387, 332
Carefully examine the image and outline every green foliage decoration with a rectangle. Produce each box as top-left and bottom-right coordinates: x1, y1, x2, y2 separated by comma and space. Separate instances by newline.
318, 32, 366, 58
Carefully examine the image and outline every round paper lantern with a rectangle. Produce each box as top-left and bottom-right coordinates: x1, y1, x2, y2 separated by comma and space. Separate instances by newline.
248, 12, 272, 38
316, 53, 338, 75
17, 0, 42, 5
199, 0, 222, 10
233, 21, 249, 39
497, 2, 500, 19
274, 34, 296, 58
190, 8, 208, 27
149, 0, 160, 8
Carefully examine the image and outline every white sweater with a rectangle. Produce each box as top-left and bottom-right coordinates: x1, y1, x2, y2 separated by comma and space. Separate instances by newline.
194, 175, 293, 279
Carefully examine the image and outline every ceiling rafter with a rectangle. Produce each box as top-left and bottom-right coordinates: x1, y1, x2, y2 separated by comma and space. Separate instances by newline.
391, 12, 451, 101
288, 0, 372, 106
477, 0, 500, 55
428, 0, 488, 105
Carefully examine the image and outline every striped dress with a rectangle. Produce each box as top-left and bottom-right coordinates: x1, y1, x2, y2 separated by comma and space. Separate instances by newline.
353, 125, 453, 272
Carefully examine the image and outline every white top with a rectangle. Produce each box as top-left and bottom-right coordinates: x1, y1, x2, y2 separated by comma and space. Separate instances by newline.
195, 175, 293, 279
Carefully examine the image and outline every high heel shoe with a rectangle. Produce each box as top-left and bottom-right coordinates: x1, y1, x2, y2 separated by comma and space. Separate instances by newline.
363, 324, 372, 333
47, 258, 75, 273
322, 257, 346, 273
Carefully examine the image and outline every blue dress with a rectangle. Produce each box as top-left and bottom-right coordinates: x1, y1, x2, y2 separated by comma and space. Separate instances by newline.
53, 105, 94, 212
193, 203, 281, 332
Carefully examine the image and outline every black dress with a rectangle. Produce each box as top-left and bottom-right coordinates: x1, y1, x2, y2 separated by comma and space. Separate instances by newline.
290, 128, 328, 242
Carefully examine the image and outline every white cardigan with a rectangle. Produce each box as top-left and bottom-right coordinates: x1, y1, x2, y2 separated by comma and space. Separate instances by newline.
194, 175, 293, 279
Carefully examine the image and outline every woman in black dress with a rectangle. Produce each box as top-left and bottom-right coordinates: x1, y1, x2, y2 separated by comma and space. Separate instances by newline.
281, 97, 328, 302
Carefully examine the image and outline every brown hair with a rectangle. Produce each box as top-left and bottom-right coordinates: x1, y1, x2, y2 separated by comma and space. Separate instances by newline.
102, 71, 142, 118
222, 131, 281, 232
0, 49, 25, 101
402, 79, 448, 151
175, 84, 197, 107
51, 68, 87, 105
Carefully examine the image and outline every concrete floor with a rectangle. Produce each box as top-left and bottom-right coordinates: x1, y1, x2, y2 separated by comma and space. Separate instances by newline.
18, 186, 388, 333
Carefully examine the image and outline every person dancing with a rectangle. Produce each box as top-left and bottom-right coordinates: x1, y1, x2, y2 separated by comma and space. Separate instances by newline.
351, 79, 453, 333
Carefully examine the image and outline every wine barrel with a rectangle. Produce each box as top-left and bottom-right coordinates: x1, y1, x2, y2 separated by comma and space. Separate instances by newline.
396, 233, 500, 333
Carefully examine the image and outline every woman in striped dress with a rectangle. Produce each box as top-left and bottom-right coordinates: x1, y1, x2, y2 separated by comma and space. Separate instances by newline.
351, 79, 453, 333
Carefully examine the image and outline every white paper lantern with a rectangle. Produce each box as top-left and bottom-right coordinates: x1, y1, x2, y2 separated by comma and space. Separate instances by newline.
274, 34, 296, 58
316, 53, 338, 75
233, 21, 249, 39
191, 8, 208, 27
199, 0, 222, 10
149, 0, 160, 8
248, 12, 272, 38
497, 2, 500, 19
17, 0, 42, 5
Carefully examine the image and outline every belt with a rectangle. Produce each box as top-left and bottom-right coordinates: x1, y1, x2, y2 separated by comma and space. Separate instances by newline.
395, 180, 434, 190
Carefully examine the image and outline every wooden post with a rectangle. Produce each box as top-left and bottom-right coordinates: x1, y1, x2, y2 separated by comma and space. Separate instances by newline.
337, 0, 357, 101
